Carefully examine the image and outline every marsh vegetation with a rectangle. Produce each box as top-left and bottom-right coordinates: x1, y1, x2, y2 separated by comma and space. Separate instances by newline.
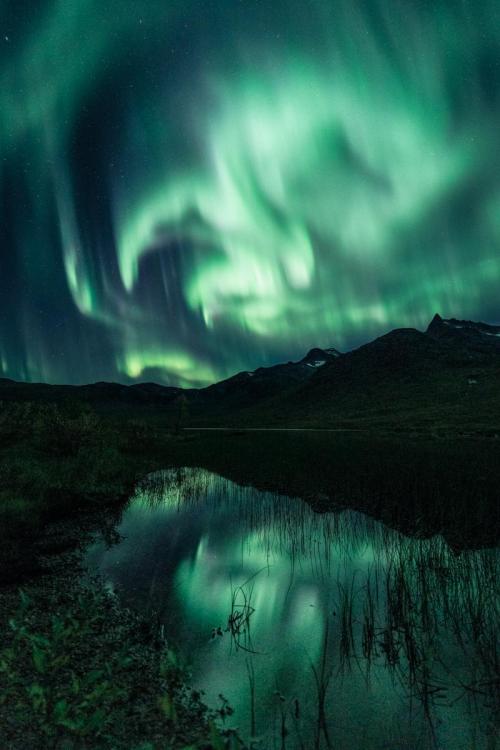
1, 402, 498, 747
87, 468, 499, 750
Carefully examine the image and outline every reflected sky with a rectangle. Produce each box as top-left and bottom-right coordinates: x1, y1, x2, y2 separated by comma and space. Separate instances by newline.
86, 469, 498, 749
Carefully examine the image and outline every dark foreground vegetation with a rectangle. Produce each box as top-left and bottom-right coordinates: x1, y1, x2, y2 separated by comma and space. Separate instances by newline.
1, 398, 499, 555
0, 569, 240, 749
0, 402, 246, 748
1, 398, 499, 747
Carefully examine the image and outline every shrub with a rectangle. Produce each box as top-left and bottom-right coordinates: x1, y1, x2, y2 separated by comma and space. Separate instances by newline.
0, 588, 243, 749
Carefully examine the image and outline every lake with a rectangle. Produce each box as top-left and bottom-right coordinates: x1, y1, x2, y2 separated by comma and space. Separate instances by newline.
86, 467, 498, 749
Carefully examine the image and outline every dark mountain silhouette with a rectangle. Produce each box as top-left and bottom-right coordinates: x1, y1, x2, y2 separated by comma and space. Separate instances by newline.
0, 377, 183, 405
427, 313, 500, 353
197, 346, 340, 409
258, 315, 500, 431
0, 316, 499, 433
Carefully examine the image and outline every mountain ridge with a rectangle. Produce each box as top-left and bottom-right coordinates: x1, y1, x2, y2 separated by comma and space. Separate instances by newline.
1, 315, 499, 433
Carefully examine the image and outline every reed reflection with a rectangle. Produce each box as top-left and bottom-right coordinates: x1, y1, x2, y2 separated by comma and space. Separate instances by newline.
87, 468, 499, 750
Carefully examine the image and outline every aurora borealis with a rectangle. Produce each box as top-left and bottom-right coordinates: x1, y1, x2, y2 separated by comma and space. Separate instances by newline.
2, 1, 500, 386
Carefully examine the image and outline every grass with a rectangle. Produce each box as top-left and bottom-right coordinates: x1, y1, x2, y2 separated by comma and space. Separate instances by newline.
136, 466, 498, 747
2, 398, 497, 589
1, 399, 499, 747
0, 583, 244, 749
164, 430, 500, 550
0, 401, 162, 545
324, 533, 500, 744
2, 398, 497, 558
226, 574, 259, 655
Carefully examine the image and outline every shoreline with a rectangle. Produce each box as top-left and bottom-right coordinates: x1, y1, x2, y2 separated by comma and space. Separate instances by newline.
0, 514, 244, 749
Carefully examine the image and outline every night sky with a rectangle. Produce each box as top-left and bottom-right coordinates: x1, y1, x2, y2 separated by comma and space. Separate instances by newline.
1, 1, 500, 387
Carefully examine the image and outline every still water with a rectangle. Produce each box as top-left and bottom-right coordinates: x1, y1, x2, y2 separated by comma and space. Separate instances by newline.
86, 468, 498, 749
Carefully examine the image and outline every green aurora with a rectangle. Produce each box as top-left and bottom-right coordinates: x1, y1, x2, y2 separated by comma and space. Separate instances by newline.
1, 0, 499, 386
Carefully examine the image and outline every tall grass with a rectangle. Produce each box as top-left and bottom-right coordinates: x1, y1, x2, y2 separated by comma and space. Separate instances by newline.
137, 467, 499, 748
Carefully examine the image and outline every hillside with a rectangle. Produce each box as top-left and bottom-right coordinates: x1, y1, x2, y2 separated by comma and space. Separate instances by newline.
1, 316, 499, 434
236, 315, 500, 433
